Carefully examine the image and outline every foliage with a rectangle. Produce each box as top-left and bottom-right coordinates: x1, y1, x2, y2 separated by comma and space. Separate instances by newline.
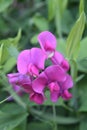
0, 0, 87, 130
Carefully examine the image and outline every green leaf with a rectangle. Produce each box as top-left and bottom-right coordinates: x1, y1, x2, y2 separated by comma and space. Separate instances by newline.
77, 58, 87, 73
79, 0, 84, 15
56, 38, 66, 57
0, 29, 21, 65
6, 45, 19, 59
78, 75, 87, 112
0, 29, 21, 46
0, 44, 9, 65
55, 0, 68, 37
0, 103, 28, 130
31, 108, 81, 125
3, 57, 16, 73
28, 122, 52, 130
66, 12, 86, 59
30, 34, 38, 45
78, 37, 87, 60
80, 117, 87, 130
13, 119, 27, 130
32, 14, 49, 31
0, 0, 13, 13
47, 0, 56, 21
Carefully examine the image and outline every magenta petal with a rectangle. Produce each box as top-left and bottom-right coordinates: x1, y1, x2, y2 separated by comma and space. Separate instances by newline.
61, 59, 70, 71
62, 90, 72, 100
48, 82, 60, 102
17, 50, 30, 74
45, 65, 66, 82
7, 73, 32, 93
17, 48, 46, 75
7, 73, 19, 84
38, 31, 56, 53
30, 92, 46, 104
30, 48, 46, 70
51, 51, 64, 65
62, 74, 73, 90
50, 91, 60, 102
28, 63, 39, 76
32, 72, 48, 93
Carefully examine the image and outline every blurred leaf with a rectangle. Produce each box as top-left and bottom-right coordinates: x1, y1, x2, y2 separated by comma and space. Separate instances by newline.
13, 119, 27, 130
30, 34, 38, 45
0, 0, 13, 13
1, 103, 26, 115
66, 12, 86, 59
28, 122, 52, 130
0, 43, 9, 65
56, 38, 66, 56
3, 57, 16, 73
32, 14, 49, 31
7, 45, 19, 59
31, 108, 81, 125
70, 59, 78, 81
80, 117, 87, 130
0, 103, 28, 130
0, 17, 9, 33
78, 37, 87, 60
78, 75, 87, 111
62, 10, 74, 34
0, 29, 21, 46
47, 0, 56, 21
77, 58, 87, 73
0, 29, 21, 65
79, 0, 84, 15
55, 0, 68, 37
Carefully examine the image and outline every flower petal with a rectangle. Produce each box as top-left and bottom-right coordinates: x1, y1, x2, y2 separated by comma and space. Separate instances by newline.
48, 82, 60, 102
30, 92, 46, 104
32, 72, 48, 93
61, 59, 70, 71
38, 31, 56, 54
17, 48, 46, 75
62, 90, 72, 100
45, 65, 66, 82
17, 50, 30, 74
62, 74, 73, 90
30, 48, 46, 70
51, 51, 64, 65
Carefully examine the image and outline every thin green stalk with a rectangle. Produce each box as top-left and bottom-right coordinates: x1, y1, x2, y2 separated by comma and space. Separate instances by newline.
52, 104, 58, 130
70, 59, 78, 110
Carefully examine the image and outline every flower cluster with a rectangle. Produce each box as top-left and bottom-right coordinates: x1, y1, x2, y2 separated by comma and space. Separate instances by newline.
7, 31, 73, 104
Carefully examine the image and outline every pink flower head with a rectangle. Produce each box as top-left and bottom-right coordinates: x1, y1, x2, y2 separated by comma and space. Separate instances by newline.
17, 48, 46, 76
32, 65, 66, 93
48, 74, 73, 102
7, 31, 74, 105
38, 31, 57, 58
51, 51, 70, 71
32, 65, 73, 103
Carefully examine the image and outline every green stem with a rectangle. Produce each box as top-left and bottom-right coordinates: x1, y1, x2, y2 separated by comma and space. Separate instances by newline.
70, 59, 78, 110
52, 104, 58, 130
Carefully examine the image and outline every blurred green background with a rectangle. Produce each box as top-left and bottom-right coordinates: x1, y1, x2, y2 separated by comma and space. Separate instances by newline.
0, 0, 87, 130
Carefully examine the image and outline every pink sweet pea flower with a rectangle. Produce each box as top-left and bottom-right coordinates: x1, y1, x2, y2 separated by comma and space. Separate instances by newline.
48, 74, 73, 102
32, 65, 73, 103
38, 31, 56, 58
17, 48, 46, 76
32, 65, 66, 94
